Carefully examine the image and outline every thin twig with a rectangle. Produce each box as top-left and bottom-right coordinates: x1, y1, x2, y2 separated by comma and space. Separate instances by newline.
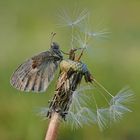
45, 112, 60, 140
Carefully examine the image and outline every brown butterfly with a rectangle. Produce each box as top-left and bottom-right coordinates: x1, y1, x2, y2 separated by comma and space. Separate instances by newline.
10, 42, 63, 92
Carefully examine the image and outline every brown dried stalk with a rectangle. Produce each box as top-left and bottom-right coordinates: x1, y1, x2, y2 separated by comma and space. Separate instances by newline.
45, 112, 60, 140
45, 48, 93, 140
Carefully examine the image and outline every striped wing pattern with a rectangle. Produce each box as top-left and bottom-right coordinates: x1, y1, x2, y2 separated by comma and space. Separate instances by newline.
10, 51, 60, 92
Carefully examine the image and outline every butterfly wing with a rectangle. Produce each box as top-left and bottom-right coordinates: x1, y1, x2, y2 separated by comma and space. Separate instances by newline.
10, 51, 61, 92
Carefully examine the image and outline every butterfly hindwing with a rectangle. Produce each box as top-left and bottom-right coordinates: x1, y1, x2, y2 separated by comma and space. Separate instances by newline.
10, 51, 60, 92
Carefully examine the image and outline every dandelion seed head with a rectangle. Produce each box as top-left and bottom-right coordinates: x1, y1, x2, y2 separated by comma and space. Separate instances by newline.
36, 107, 49, 120
66, 107, 96, 129
96, 108, 109, 130
65, 85, 96, 129
70, 85, 93, 110
73, 34, 89, 49
56, 8, 89, 28
111, 86, 135, 104
109, 104, 132, 122
39, 10, 134, 130
37, 85, 134, 131
87, 30, 111, 39
109, 86, 134, 122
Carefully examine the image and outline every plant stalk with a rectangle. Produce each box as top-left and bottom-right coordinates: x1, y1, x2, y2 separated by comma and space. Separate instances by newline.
45, 112, 60, 140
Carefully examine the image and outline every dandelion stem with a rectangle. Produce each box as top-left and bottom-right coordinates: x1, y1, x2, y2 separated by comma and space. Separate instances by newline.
96, 88, 110, 105
93, 79, 114, 98
92, 93, 98, 110
71, 25, 74, 49
45, 112, 60, 140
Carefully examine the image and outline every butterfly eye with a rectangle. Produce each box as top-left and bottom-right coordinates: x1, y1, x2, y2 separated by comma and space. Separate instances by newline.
51, 42, 59, 50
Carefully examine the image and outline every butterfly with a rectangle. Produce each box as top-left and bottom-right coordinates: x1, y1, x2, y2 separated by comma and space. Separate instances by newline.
10, 42, 63, 93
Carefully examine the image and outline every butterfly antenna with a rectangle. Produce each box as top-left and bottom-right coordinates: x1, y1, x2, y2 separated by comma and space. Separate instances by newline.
50, 32, 56, 45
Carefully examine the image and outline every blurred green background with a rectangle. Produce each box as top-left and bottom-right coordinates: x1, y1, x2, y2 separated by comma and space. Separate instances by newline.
0, 0, 140, 140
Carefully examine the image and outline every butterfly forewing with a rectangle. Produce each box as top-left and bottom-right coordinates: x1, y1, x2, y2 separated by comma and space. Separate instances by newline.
10, 51, 60, 92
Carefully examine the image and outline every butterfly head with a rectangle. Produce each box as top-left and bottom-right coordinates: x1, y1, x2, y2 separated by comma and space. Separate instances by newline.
50, 42, 63, 59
